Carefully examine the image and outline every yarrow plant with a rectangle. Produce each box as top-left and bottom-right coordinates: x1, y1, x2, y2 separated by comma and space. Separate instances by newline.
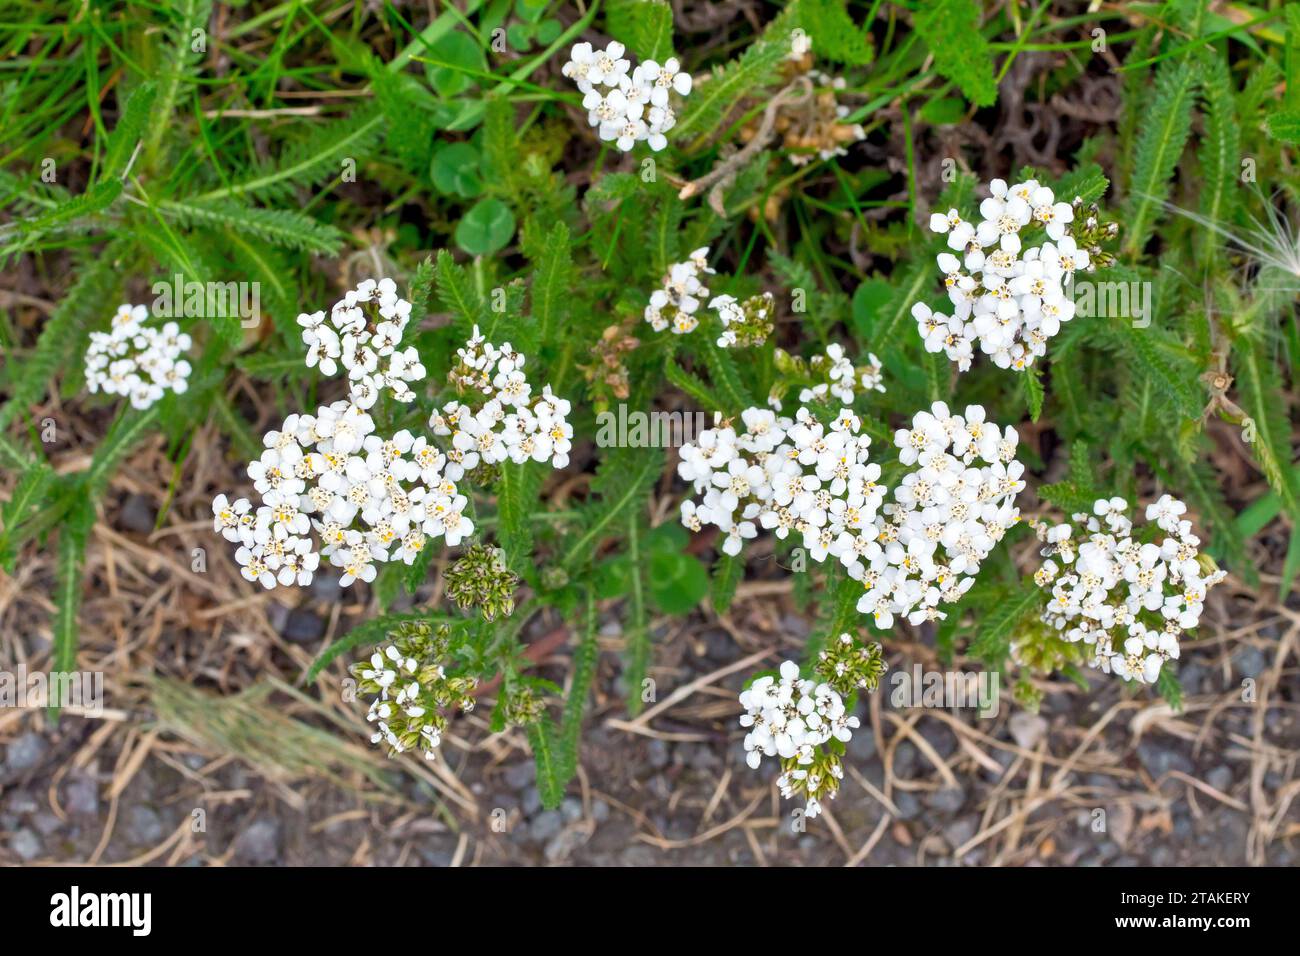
562, 40, 692, 152
643, 247, 715, 335
350, 620, 478, 761
916, 178, 1107, 373
432, 324, 574, 477
297, 277, 427, 407
12, 0, 1281, 838
712, 291, 775, 349
677, 399, 1024, 627
774, 342, 885, 406
816, 632, 887, 693
739, 658, 861, 817
211, 280, 469, 590
84, 304, 193, 410
1026, 496, 1226, 685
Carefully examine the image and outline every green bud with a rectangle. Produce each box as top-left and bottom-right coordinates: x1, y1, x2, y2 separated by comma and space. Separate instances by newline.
816, 632, 887, 697
445, 544, 519, 622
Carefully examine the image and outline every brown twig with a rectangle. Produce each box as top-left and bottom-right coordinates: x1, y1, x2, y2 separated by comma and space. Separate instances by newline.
677, 77, 814, 217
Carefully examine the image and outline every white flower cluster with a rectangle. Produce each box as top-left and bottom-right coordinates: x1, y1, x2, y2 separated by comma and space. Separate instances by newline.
350, 626, 478, 764
213, 280, 471, 591
643, 247, 715, 334
1031, 495, 1226, 685
796, 343, 886, 405
358, 644, 443, 759
677, 402, 1024, 628
711, 291, 773, 349
562, 41, 692, 152
917, 178, 1091, 372
212, 408, 473, 590
860, 403, 1024, 627
738, 660, 859, 816
297, 277, 426, 407
85, 305, 193, 410
432, 325, 574, 477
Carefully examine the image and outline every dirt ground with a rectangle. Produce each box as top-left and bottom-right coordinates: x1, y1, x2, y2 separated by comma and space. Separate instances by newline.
1, 413, 1297, 867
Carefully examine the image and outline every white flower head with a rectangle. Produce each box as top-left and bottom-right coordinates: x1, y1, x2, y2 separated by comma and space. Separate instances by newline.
561, 39, 692, 152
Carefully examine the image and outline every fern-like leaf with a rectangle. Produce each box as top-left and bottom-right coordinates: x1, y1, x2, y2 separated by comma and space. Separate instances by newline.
673, 6, 800, 147
160, 198, 344, 254
49, 497, 95, 719
1123, 57, 1199, 257
530, 221, 572, 345
496, 461, 542, 573
563, 447, 663, 570
969, 580, 1045, 663
435, 249, 487, 341
914, 0, 996, 107
1196, 52, 1241, 264
607, 0, 675, 61
0, 250, 121, 431
1234, 337, 1300, 527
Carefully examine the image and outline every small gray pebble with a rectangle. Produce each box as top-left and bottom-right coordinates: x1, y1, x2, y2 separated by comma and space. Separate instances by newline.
310, 570, 343, 601
7, 792, 39, 815
1008, 711, 1048, 750
126, 805, 165, 845
5, 732, 48, 772
282, 609, 325, 644
689, 746, 721, 771
700, 628, 731, 662
10, 828, 42, 861
779, 615, 810, 639
264, 601, 290, 634
522, 786, 542, 817
1231, 647, 1266, 679
31, 812, 62, 836
893, 791, 921, 820
560, 797, 584, 823
892, 741, 918, 777
64, 774, 99, 817
617, 845, 657, 867
924, 787, 965, 814
529, 810, 563, 843
848, 729, 877, 761
118, 494, 155, 533
646, 739, 669, 770
943, 817, 977, 851
1206, 765, 1234, 794
503, 761, 534, 790
544, 827, 587, 863
1137, 740, 1194, 778
234, 818, 281, 864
